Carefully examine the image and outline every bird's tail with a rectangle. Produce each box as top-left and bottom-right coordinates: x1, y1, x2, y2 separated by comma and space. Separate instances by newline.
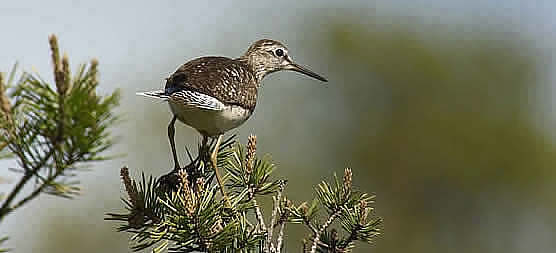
136, 90, 169, 101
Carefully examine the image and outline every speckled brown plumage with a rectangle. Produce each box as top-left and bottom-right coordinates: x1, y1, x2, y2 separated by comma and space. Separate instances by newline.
138, 39, 327, 197
165, 57, 258, 111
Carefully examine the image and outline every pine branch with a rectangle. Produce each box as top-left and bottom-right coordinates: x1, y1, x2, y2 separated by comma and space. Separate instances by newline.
309, 210, 341, 253
0, 148, 54, 219
267, 180, 286, 252
108, 136, 382, 252
275, 195, 289, 253
252, 196, 267, 234
247, 135, 268, 237
0, 34, 120, 226
275, 221, 285, 253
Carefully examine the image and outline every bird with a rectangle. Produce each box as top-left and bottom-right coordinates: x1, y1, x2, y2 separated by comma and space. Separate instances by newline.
137, 39, 328, 203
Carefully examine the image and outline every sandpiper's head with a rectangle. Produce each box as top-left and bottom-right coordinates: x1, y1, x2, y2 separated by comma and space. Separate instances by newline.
240, 39, 328, 82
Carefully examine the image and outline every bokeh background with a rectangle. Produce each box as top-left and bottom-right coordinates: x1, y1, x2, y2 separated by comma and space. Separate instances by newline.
1, 1, 555, 252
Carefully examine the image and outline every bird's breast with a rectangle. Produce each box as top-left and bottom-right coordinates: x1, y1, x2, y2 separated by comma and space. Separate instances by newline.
168, 101, 252, 136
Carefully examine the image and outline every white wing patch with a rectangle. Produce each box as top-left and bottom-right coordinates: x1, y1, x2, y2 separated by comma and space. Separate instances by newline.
136, 90, 169, 100
170, 90, 225, 111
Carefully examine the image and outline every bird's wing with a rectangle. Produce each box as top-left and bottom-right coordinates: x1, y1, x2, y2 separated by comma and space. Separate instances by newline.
169, 90, 225, 111
136, 90, 169, 100
164, 56, 258, 110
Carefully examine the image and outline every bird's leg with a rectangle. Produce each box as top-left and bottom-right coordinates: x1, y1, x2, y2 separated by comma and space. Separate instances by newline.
201, 135, 209, 162
194, 135, 208, 175
168, 116, 180, 170
210, 134, 231, 207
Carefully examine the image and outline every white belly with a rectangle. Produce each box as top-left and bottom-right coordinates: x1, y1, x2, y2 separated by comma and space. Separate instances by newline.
168, 100, 252, 136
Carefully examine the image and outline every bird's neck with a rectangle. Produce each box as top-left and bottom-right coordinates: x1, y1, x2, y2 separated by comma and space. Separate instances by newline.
237, 54, 270, 83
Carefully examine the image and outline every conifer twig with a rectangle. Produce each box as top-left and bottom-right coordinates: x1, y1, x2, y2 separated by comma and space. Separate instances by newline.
0, 34, 119, 226
268, 181, 285, 252
252, 194, 267, 233
108, 136, 381, 252
3, 35, 70, 215
246, 135, 266, 234
309, 210, 341, 253
276, 221, 285, 253
0, 149, 54, 219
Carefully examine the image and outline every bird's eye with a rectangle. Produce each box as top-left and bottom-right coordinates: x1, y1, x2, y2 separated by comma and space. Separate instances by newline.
274, 48, 284, 57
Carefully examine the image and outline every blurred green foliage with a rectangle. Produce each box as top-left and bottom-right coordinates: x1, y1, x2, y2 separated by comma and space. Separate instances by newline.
311, 21, 555, 252
328, 21, 554, 191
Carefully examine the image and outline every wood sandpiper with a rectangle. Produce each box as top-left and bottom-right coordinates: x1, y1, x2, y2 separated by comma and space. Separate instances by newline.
137, 39, 327, 202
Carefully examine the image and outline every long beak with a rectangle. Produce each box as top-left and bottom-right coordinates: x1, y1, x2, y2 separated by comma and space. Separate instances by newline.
288, 62, 328, 82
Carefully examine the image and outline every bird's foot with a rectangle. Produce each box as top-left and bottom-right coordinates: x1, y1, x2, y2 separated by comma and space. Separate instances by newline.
157, 169, 181, 195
